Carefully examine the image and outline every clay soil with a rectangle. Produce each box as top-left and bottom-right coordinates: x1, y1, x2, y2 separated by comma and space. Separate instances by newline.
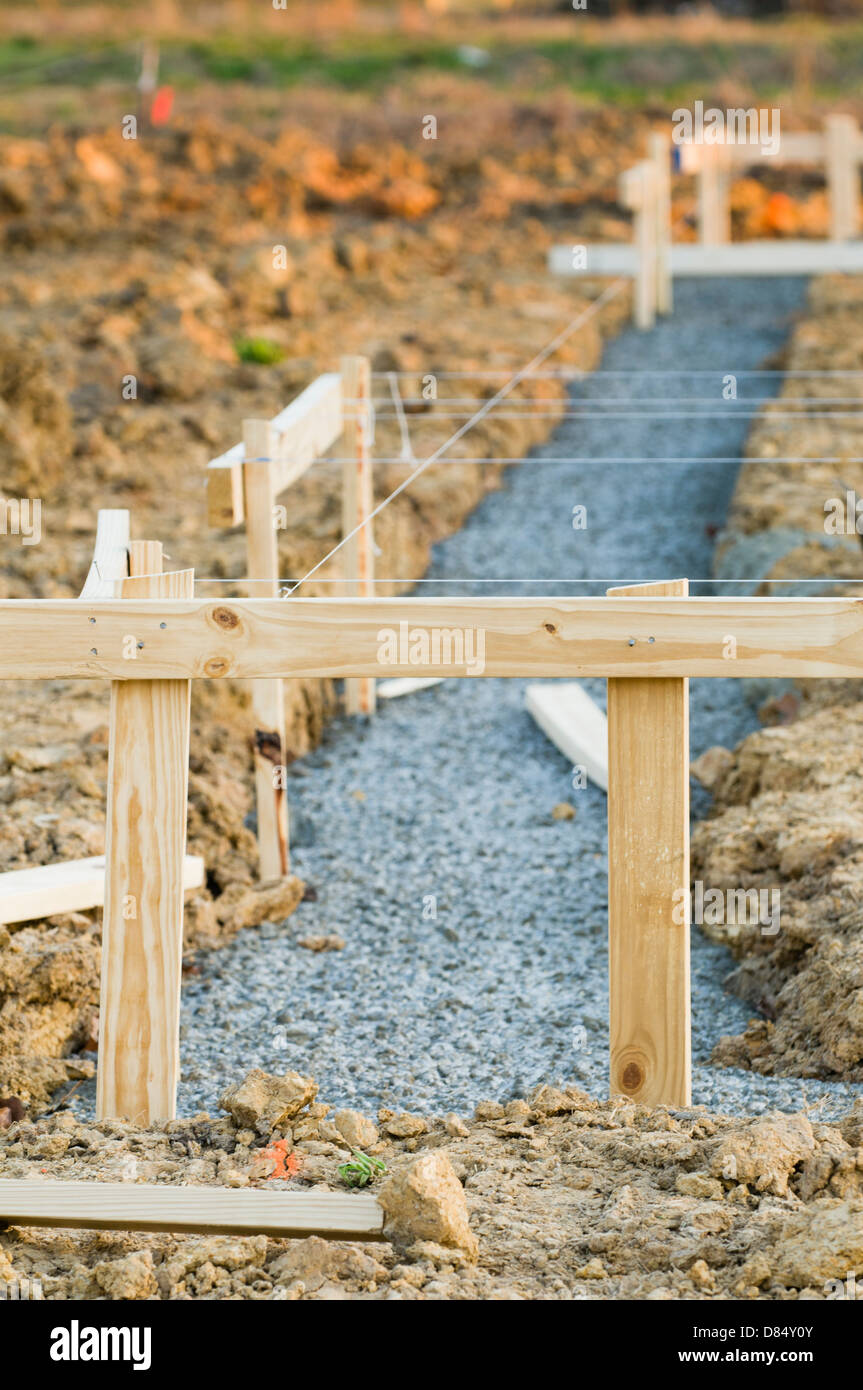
3, 1073, 863, 1301
693, 277, 863, 1086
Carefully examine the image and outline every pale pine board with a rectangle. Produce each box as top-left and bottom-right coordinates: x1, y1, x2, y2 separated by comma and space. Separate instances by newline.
341, 356, 376, 715
697, 144, 731, 245
525, 682, 608, 792
677, 132, 825, 169
243, 419, 289, 878
648, 131, 672, 315
377, 675, 444, 699
6, 595, 863, 681
0, 1180, 384, 1241
0, 854, 204, 926
607, 580, 691, 1108
551, 240, 863, 279
826, 114, 861, 240
97, 554, 194, 1125
207, 374, 343, 527
79, 509, 130, 598
618, 160, 657, 327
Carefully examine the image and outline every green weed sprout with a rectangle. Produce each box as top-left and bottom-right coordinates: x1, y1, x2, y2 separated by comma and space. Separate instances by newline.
338, 1149, 387, 1189
234, 335, 284, 365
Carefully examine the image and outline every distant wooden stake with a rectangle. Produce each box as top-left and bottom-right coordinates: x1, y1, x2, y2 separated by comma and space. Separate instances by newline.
825, 114, 860, 241
243, 418, 289, 879
619, 162, 657, 330
648, 131, 673, 315
97, 544, 194, 1125
341, 356, 376, 714
606, 578, 691, 1108
698, 144, 731, 245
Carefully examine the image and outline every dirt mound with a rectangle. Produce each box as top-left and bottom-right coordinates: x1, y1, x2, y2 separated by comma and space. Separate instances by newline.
2, 1068, 862, 1300
692, 704, 863, 1079
695, 275, 863, 1081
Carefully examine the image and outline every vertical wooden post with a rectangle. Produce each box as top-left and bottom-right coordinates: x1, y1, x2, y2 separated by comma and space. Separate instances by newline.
648, 131, 672, 316
636, 161, 657, 331
619, 162, 657, 331
128, 538, 162, 579
698, 144, 731, 245
341, 355, 376, 714
606, 578, 691, 1108
97, 544, 194, 1124
243, 418, 289, 879
825, 114, 860, 241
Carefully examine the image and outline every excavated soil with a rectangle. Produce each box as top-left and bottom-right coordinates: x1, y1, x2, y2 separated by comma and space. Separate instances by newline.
3, 1067, 863, 1301
694, 276, 863, 1083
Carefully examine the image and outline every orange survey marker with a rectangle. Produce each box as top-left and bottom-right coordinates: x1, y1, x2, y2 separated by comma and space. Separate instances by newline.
151, 87, 174, 126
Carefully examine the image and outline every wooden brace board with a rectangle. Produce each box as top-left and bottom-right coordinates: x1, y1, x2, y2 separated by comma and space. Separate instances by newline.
0, 1180, 385, 1241
0, 853, 204, 926
550, 239, 863, 279
525, 682, 608, 792
4, 595, 863, 681
207, 374, 343, 527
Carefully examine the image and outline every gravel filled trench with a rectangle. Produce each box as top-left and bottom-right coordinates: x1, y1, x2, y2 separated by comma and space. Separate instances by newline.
110, 277, 863, 1121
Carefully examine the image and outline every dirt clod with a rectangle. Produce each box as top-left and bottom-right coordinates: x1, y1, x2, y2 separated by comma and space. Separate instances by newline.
378, 1151, 478, 1260
219, 1069, 318, 1135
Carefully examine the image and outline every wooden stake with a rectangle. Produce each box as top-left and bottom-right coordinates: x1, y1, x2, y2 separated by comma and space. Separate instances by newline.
606, 578, 691, 1108
341, 356, 376, 714
648, 132, 673, 315
80, 509, 130, 599
243, 418, 289, 879
637, 160, 658, 330
128, 539, 163, 580
97, 545, 194, 1125
698, 144, 731, 245
619, 162, 657, 330
825, 114, 860, 241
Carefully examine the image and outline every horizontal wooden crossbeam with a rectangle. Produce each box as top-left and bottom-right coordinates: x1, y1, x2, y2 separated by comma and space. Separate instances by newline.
0, 596, 860, 680
0, 1180, 385, 1241
550, 239, 863, 279
677, 132, 830, 169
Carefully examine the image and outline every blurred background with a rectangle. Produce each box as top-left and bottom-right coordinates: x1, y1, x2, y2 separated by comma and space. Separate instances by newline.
2, 0, 863, 600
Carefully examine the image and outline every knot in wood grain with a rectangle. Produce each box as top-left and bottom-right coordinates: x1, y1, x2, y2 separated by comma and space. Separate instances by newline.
621, 1061, 644, 1093
211, 606, 240, 631
203, 657, 232, 677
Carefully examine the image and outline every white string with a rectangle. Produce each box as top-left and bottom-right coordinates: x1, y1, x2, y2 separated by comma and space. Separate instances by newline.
368, 368, 863, 378
305, 455, 863, 466
367, 396, 863, 408
191, 576, 863, 587
284, 277, 627, 595
387, 372, 416, 464
360, 410, 863, 420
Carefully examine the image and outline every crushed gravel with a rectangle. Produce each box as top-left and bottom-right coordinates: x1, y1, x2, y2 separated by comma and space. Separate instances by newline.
83, 276, 863, 1123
